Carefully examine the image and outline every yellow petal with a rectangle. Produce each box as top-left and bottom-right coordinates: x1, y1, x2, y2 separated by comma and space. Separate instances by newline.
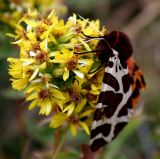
54, 99, 64, 110
78, 59, 93, 66
89, 90, 100, 95
6, 33, 16, 38
11, 39, 22, 44
45, 101, 52, 115
27, 32, 37, 41
11, 78, 28, 91
26, 92, 37, 101
79, 121, 90, 135
79, 109, 94, 118
39, 100, 52, 115
50, 88, 66, 100
75, 98, 87, 113
48, 10, 55, 19
62, 103, 75, 116
73, 70, 84, 79
40, 62, 46, 69
40, 39, 48, 52
63, 70, 69, 81
51, 59, 65, 63
50, 113, 68, 128
91, 84, 98, 90
79, 37, 91, 51
67, 104, 75, 116
70, 124, 77, 136
25, 83, 43, 93
61, 48, 70, 55
20, 58, 35, 65
29, 67, 39, 81
28, 99, 38, 110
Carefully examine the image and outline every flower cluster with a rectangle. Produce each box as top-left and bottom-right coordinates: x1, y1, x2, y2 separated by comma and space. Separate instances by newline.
0, 0, 67, 28
8, 10, 106, 136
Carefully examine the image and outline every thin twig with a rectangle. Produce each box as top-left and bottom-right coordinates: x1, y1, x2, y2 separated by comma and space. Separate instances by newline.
51, 127, 68, 159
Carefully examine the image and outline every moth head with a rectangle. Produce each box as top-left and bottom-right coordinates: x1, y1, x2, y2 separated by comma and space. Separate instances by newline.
105, 31, 133, 63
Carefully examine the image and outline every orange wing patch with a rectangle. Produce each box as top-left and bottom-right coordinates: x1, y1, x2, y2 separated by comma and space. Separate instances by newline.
127, 57, 146, 108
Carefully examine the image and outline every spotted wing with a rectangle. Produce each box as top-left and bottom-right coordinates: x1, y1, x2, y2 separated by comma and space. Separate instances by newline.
90, 50, 144, 151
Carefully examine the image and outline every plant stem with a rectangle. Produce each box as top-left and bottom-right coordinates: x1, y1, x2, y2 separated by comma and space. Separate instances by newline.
52, 127, 68, 159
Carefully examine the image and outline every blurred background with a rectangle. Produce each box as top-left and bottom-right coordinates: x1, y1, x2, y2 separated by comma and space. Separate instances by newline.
0, 0, 160, 159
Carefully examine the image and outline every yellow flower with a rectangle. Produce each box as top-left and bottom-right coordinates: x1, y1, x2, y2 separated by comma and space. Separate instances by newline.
68, 14, 106, 51
25, 83, 67, 115
7, 10, 107, 137
50, 100, 94, 136
8, 58, 31, 90
50, 79, 95, 135
51, 49, 93, 81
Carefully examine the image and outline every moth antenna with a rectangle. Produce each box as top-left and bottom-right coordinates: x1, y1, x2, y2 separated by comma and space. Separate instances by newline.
82, 31, 112, 50
82, 32, 105, 39
74, 49, 104, 55
76, 37, 106, 47
78, 14, 104, 36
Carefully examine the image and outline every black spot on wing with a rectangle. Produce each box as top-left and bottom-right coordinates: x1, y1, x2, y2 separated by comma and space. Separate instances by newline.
122, 74, 131, 93
103, 73, 120, 92
106, 61, 114, 68
121, 62, 127, 69
133, 63, 146, 88
90, 138, 107, 152
133, 63, 139, 72
140, 74, 146, 87
118, 78, 141, 115
113, 122, 128, 139
135, 73, 146, 89
93, 107, 104, 121
118, 97, 132, 117
116, 65, 118, 72
132, 85, 140, 99
91, 123, 111, 139
98, 91, 123, 118
119, 65, 122, 70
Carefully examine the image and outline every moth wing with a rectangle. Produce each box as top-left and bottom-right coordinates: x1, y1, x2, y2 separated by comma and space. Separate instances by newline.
90, 54, 136, 151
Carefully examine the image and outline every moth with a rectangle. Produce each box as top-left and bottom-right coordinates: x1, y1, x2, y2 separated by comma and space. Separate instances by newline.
83, 31, 146, 151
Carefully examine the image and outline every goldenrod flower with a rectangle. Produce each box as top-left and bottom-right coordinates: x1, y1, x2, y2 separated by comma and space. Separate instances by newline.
25, 83, 67, 115
8, 58, 31, 90
50, 98, 94, 136
8, 10, 106, 135
51, 49, 93, 81
50, 79, 95, 135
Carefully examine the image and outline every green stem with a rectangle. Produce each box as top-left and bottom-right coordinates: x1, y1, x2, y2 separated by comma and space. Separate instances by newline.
51, 127, 68, 159
99, 148, 106, 159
